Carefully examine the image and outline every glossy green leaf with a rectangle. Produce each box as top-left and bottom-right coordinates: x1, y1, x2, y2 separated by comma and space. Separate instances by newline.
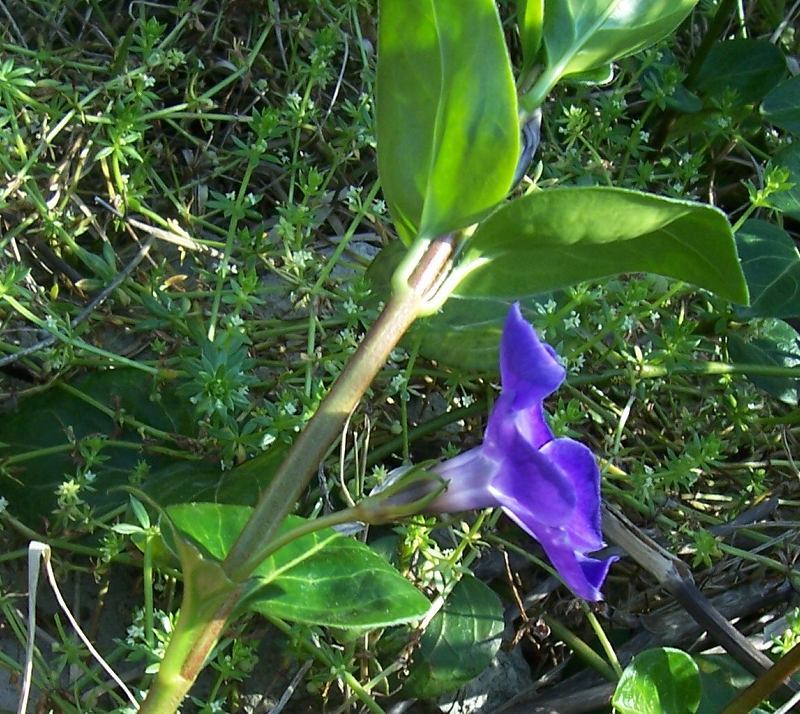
376, 0, 519, 243
525, 0, 697, 109
0, 369, 198, 525
694, 39, 786, 105
457, 187, 748, 304
367, 188, 747, 371
728, 319, 800, 405
736, 219, 800, 318
142, 445, 287, 508
612, 647, 701, 714
564, 62, 615, 87
519, 0, 544, 72
694, 655, 754, 714
164, 503, 430, 628
761, 75, 800, 134
403, 575, 504, 698
766, 144, 800, 219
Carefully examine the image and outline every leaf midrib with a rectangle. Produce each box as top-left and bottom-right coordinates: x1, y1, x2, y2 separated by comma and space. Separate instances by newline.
419, 0, 448, 237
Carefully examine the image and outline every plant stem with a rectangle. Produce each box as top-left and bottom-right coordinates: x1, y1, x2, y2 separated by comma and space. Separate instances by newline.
267, 616, 386, 714
720, 641, 800, 714
137, 234, 457, 711
143, 537, 155, 650
541, 614, 619, 683
137, 582, 246, 713
223, 234, 457, 582
581, 603, 623, 678
570, 360, 800, 387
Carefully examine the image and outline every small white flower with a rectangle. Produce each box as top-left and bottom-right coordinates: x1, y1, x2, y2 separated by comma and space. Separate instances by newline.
389, 374, 406, 394
344, 185, 362, 209
126, 624, 145, 644
459, 393, 476, 408
389, 347, 408, 363
564, 311, 581, 330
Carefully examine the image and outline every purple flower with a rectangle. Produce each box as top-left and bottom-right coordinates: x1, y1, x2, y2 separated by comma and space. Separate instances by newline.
426, 304, 614, 600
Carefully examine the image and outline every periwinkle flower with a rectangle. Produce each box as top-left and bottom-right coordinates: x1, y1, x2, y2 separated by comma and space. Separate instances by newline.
425, 304, 614, 600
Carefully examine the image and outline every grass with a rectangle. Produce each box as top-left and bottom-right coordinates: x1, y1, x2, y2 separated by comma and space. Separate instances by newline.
1, 0, 800, 711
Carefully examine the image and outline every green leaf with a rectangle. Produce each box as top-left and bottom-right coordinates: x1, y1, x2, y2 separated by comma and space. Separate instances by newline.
376, 0, 519, 243
694, 655, 754, 714
0, 369, 199, 525
368, 188, 747, 371
736, 219, 800, 319
164, 503, 430, 628
418, 294, 559, 371
142, 444, 287, 508
519, 0, 544, 72
761, 74, 800, 134
694, 39, 786, 105
526, 0, 697, 109
403, 575, 504, 698
458, 187, 748, 304
130, 496, 151, 529
664, 83, 703, 113
766, 144, 800, 219
612, 647, 702, 714
564, 62, 615, 87
366, 240, 552, 371
728, 319, 800, 405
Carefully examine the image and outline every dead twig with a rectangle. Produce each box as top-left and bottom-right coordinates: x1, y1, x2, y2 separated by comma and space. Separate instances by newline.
602, 504, 794, 693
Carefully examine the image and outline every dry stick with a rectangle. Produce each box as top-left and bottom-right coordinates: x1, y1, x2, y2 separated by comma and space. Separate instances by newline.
267, 661, 313, 714
720, 641, 800, 714
602, 504, 795, 695
515, 683, 615, 714
19, 542, 138, 713
93, 196, 228, 260
495, 579, 791, 714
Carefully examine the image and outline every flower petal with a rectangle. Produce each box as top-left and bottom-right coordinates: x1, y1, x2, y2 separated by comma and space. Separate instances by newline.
488, 428, 576, 526
538, 438, 604, 550
501, 506, 615, 600
496, 438, 613, 599
485, 394, 553, 451
535, 536, 615, 601
426, 447, 501, 512
500, 303, 565, 410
